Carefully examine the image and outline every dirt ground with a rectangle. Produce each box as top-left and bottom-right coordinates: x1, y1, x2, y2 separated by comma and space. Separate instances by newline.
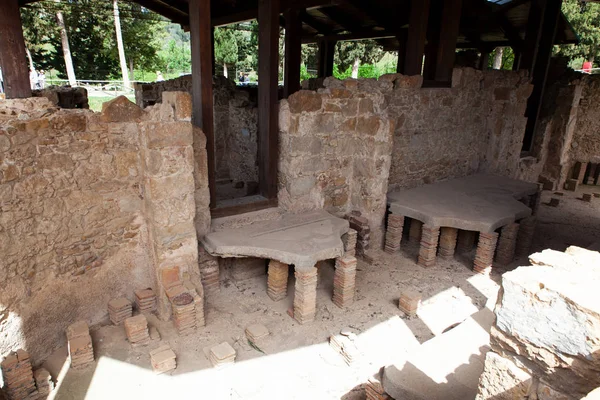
42, 185, 600, 400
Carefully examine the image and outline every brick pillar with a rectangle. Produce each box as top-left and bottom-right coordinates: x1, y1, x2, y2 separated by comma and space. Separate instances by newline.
574, 161, 588, 184
417, 225, 440, 267
586, 163, 597, 185
384, 214, 405, 253
456, 230, 477, 253
515, 217, 536, 257
293, 267, 318, 324
473, 232, 498, 275
529, 183, 543, 216
342, 228, 357, 257
438, 227, 458, 259
495, 223, 520, 265
408, 219, 423, 245
333, 255, 357, 308
267, 260, 289, 301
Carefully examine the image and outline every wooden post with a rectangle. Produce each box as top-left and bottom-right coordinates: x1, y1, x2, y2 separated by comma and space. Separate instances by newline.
523, 0, 562, 152
189, 0, 216, 209
0, 0, 31, 98
434, 0, 463, 83
478, 50, 490, 70
396, 30, 408, 73
512, 49, 522, 71
519, 0, 545, 73
422, 0, 442, 81
258, 0, 280, 199
317, 39, 336, 78
404, 0, 431, 76
284, 8, 302, 98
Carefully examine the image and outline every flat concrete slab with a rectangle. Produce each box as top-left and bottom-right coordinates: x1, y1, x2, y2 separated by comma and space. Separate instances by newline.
388, 174, 538, 233
201, 210, 349, 269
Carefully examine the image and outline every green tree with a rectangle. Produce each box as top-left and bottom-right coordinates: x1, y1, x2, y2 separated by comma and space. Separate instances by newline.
335, 40, 383, 79
558, 0, 600, 67
214, 27, 238, 78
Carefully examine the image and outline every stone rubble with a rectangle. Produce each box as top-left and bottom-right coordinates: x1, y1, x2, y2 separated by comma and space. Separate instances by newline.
108, 298, 133, 325
66, 321, 94, 369
476, 246, 600, 399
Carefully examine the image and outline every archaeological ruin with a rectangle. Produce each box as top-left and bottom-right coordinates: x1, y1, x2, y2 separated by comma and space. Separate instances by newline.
1, 0, 600, 399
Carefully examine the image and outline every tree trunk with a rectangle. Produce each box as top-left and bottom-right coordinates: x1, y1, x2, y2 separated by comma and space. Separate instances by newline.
113, 0, 130, 89
351, 57, 360, 79
129, 58, 134, 82
493, 47, 504, 70
55, 0, 76, 86
223, 63, 228, 78
25, 47, 34, 72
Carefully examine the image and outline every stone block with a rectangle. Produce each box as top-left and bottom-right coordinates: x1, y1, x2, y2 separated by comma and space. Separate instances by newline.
142, 121, 193, 149
475, 351, 532, 400
564, 178, 578, 192
492, 251, 600, 397
287, 90, 323, 113
101, 96, 144, 122
162, 91, 192, 121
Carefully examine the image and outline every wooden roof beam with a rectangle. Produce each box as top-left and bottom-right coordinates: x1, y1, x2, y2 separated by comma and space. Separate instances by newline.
477, 0, 524, 50
300, 9, 334, 33
302, 29, 396, 43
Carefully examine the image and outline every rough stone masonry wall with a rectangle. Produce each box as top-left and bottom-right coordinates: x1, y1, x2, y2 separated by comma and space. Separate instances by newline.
135, 75, 259, 187
476, 246, 600, 399
0, 92, 205, 363
278, 68, 531, 249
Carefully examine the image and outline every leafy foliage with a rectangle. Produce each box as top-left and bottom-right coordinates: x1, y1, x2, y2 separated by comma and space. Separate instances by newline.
214, 27, 238, 72
558, 0, 600, 65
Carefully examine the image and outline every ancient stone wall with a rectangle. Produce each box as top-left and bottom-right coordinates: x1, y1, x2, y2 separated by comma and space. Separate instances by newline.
570, 74, 600, 165
476, 246, 600, 399
135, 75, 259, 195
0, 92, 206, 363
279, 69, 531, 248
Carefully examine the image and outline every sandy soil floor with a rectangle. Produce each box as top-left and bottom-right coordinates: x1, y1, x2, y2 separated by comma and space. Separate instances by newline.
42, 185, 600, 400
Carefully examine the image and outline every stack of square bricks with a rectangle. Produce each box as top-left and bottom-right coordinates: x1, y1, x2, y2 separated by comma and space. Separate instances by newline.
398, 290, 421, 317
108, 298, 132, 325
184, 280, 205, 328
124, 314, 151, 346
329, 333, 359, 365
384, 214, 404, 254
438, 227, 458, 259
342, 229, 358, 257
417, 225, 439, 267
150, 345, 177, 374
293, 269, 318, 324
67, 321, 94, 369
199, 259, 220, 294
473, 232, 498, 275
34, 368, 54, 397
267, 260, 288, 301
516, 217, 536, 257
333, 256, 357, 308
1, 350, 37, 400
209, 342, 236, 369
348, 212, 370, 255
366, 376, 391, 400
167, 285, 197, 336
495, 223, 519, 265
135, 289, 157, 314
